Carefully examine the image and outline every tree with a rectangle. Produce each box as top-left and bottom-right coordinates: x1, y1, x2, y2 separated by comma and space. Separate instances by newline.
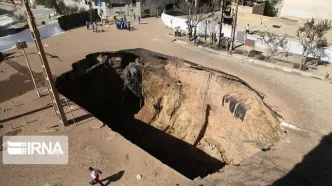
176, 0, 214, 39
259, 31, 288, 59
207, 18, 218, 43
297, 18, 332, 68
35, 0, 62, 14
263, 0, 281, 17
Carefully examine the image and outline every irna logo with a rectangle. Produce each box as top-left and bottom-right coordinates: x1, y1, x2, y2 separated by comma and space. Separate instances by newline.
7, 141, 64, 155
3, 136, 68, 164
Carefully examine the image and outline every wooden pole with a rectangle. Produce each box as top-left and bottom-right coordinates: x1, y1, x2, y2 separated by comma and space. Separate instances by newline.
229, 0, 239, 54
23, 0, 68, 126
205, 19, 207, 43
218, 0, 224, 48
22, 49, 40, 97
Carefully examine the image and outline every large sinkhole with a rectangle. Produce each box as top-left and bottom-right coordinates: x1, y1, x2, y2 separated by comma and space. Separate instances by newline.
55, 49, 283, 179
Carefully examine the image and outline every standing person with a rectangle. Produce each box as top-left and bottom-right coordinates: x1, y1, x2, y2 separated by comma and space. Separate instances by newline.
89, 167, 103, 185
133, 13, 136, 21
94, 22, 97, 32
86, 21, 89, 30
245, 24, 250, 34
92, 22, 95, 32
124, 15, 127, 22
138, 16, 141, 24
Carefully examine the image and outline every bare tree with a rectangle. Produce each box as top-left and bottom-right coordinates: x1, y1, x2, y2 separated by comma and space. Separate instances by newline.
177, 0, 214, 39
259, 32, 288, 60
297, 18, 332, 68
207, 18, 218, 43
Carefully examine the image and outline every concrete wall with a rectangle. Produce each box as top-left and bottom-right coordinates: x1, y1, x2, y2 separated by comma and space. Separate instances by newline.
279, 0, 332, 21
238, 3, 265, 15
105, 3, 141, 17
252, 3, 265, 15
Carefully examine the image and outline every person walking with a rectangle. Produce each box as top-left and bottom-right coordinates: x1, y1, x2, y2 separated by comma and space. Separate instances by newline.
245, 24, 250, 34
92, 22, 95, 32
89, 167, 103, 185
133, 13, 136, 21
138, 16, 141, 24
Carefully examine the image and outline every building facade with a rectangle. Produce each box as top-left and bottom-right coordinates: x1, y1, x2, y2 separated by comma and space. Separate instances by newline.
62, 0, 176, 18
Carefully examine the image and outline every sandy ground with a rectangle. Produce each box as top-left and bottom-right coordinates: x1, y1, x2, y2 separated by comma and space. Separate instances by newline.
1, 17, 332, 185
0, 88, 194, 186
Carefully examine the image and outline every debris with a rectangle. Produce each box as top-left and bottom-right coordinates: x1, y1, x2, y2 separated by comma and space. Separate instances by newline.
136, 174, 142, 180
123, 63, 142, 97
176, 80, 182, 86
243, 140, 270, 151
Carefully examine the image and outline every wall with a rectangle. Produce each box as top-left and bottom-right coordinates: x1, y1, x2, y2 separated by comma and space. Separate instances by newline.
63, 0, 175, 17
106, 3, 141, 17
279, 0, 332, 21
238, 6, 253, 14
238, 3, 265, 15
161, 11, 332, 62
252, 3, 265, 15
0, 22, 64, 51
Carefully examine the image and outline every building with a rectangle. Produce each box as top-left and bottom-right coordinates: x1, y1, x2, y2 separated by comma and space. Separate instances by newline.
62, 0, 176, 18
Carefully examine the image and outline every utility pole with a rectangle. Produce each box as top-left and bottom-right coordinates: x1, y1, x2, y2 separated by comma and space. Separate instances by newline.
229, 0, 239, 54
23, 0, 68, 126
218, 0, 225, 48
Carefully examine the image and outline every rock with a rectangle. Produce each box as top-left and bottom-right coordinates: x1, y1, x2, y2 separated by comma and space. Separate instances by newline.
136, 174, 142, 180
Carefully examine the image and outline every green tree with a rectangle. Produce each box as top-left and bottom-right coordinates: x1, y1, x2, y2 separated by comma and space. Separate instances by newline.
297, 18, 332, 68
263, 0, 280, 17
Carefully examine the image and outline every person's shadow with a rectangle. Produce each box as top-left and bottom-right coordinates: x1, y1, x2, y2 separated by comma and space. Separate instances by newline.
96, 171, 125, 186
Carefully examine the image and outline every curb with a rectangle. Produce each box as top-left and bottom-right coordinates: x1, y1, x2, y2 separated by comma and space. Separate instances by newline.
173, 38, 331, 82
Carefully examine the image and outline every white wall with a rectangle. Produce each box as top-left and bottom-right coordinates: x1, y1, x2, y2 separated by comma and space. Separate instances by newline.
0, 22, 64, 51
161, 11, 332, 62
106, 3, 141, 17
279, 0, 332, 21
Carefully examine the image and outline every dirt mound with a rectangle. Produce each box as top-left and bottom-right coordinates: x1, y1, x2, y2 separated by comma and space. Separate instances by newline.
55, 49, 283, 178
